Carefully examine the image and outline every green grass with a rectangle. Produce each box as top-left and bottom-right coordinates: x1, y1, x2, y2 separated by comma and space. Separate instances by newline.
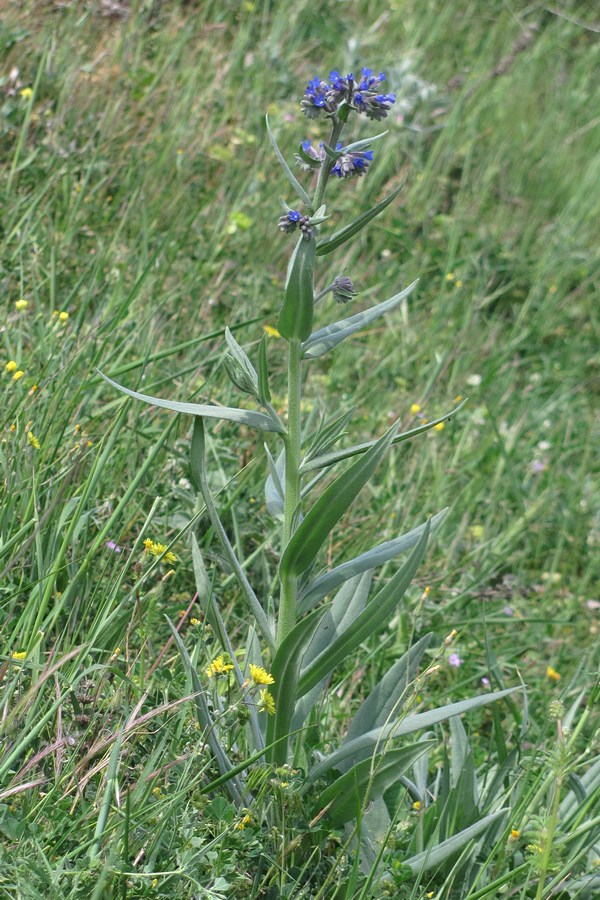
1, 1, 599, 897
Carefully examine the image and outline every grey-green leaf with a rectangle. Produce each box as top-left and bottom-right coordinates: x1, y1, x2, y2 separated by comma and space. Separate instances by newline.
279, 420, 400, 582
342, 131, 389, 154
292, 573, 372, 731
266, 115, 312, 208
302, 280, 419, 360
340, 634, 434, 766
316, 742, 435, 827
266, 605, 330, 766
98, 372, 284, 433
315, 184, 404, 256
300, 400, 468, 473
277, 233, 316, 342
297, 521, 430, 698
308, 687, 519, 782
299, 510, 447, 612
403, 809, 508, 875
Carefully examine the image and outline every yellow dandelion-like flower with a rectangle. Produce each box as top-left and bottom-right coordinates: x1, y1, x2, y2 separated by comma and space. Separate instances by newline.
455, 279, 463, 288
152, 786, 162, 797
5, 361, 18, 373
510, 829, 520, 840
258, 689, 276, 715
143, 538, 177, 564
434, 422, 445, 432
20, 87, 33, 100
263, 324, 281, 338
546, 666, 561, 682
27, 432, 40, 449
205, 656, 234, 678
11, 650, 27, 660
58, 311, 69, 323
15, 299, 28, 311
190, 617, 200, 626
412, 800, 421, 811
410, 403, 421, 414
249, 663, 275, 686
445, 272, 455, 281
12, 370, 25, 382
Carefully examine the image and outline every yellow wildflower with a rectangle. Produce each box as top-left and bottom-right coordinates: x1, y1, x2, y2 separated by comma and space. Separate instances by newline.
412, 800, 421, 810
15, 299, 28, 311
190, 617, 200, 626
13, 370, 25, 381
27, 432, 40, 449
455, 279, 463, 288
258, 689, 276, 715
546, 666, 561, 682
434, 422, 445, 432
235, 814, 252, 830
446, 272, 455, 281
263, 324, 281, 338
454, 394, 463, 403
11, 650, 27, 660
410, 403, 421, 414
20, 87, 33, 100
152, 786, 162, 797
143, 538, 177, 564
205, 656, 234, 678
5, 361, 18, 373
58, 311, 69, 323
510, 829, 520, 840
249, 663, 274, 686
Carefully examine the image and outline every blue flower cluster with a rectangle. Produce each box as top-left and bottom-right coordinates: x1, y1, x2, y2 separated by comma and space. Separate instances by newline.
296, 140, 374, 179
278, 210, 312, 239
301, 67, 396, 120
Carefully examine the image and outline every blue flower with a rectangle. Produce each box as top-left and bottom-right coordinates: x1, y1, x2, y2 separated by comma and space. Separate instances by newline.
278, 210, 312, 239
331, 148, 374, 179
301, 67, 396, 120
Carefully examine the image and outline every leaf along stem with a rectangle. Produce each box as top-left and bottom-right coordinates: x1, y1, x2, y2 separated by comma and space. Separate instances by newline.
278, 338, 303, 646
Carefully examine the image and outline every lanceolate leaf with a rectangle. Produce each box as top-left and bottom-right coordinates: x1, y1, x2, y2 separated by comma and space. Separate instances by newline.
307, 688, 518, 782
316, 741, 435, 827
292, 573, 372, 731
340, 634, 434, 764
316, 184, 404, 256
98, 372, 284, 433
300, 400, 468, 473
302, 279, 419, 360
266, 605, 330, 766
342, 131, 389, 154
279, 420, 401, 582
403, 809, 509, 875
303, 407, 356, 465
301, 572, 373, 672
264, 445, 285, 520
297, 521, 430, 698
266, 114, 312, 208
299, 511, 447, 612
257, 334, 271, 405
277, 234, 316, 342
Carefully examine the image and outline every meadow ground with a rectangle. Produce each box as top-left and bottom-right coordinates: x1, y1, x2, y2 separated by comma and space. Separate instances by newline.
0, 1, 599, 897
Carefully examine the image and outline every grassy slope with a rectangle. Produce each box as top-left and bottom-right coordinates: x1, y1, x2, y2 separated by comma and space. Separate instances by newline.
0, 1, 598, 897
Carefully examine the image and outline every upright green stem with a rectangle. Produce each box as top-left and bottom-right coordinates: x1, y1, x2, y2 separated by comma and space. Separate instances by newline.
276, 118, 344, 648
278, 338, 302, 646
312, 118, 345, 211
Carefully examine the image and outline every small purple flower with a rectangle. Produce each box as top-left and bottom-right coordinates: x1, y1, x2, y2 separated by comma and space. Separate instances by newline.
106, 540, 123, 553
300, 66, 396, 120
331, 148, 374, 179
448, 652, 462, 668
481, 676, 491, 687
531, 459, 546, 474
502, 606, 514, 617
277, 210, 312, 240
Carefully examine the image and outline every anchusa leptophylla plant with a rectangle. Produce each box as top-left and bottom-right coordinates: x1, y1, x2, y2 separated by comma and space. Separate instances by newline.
101, 66, 516, 844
